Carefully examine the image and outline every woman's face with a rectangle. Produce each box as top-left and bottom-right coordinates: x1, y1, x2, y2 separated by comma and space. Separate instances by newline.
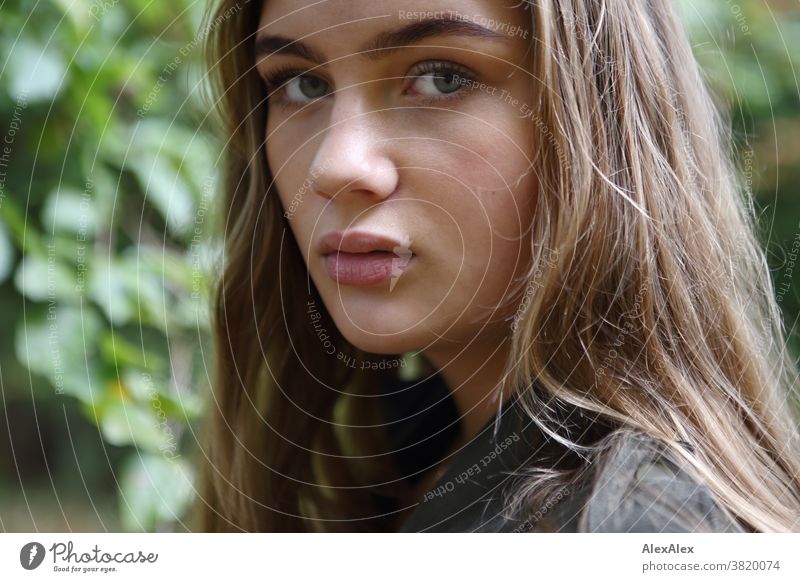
257, 0, 537, 355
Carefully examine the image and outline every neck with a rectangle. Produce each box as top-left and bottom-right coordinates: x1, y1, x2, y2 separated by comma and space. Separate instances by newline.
422, 334, 515, 444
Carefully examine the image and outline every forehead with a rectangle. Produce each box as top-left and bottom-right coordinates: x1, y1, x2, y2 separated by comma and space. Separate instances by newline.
257, 0, 532, 55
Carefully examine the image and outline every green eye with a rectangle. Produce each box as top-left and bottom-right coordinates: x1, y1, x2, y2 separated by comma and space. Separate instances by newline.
413, 70, 463, 96
431, 71, 462, 94
285, 75, 331, 101
408, 62, 475, 102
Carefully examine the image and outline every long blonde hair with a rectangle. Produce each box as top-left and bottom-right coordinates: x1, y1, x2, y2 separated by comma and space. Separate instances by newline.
199, 0, 800, 532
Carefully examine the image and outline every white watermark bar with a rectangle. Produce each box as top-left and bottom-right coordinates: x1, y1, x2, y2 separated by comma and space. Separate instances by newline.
0, 533, 798, 580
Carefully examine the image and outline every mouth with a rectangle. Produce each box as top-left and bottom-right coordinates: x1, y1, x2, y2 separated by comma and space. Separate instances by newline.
319, 230, 415, 287
318, 230, 410, 254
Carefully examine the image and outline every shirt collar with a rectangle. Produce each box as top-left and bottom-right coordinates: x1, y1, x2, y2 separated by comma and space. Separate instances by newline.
396, 390, 553, 532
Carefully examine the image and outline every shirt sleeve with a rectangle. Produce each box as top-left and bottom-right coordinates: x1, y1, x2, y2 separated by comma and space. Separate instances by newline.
578, 431, 746, 533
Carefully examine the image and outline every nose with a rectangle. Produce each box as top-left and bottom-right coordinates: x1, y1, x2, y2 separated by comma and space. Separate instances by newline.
308, 96, 399, 203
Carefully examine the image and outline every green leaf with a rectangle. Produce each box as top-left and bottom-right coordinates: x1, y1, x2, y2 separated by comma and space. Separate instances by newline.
49, 0, 95, 32
131, 153, 195, 237
5, 38, 67, 103
121, 368, 203, 420
14, 251, 81, 304
121, 368, 163, 401
118, 453, 195, 532
0, 196, 45, 255
100, 398, 173, 453
81, 162, 118, 231
100, 332, 165, 371
89, 259, 135, 324
15, 305, 103, 401
41, 187, 96, 236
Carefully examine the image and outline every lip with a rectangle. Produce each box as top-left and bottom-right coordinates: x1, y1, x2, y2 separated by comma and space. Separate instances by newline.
318, 230, 415, 287
318, 230, 407, 255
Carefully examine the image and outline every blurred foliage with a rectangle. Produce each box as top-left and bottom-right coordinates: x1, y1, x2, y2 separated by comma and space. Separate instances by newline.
677, 0, 800, 353
0, 0, 799, 531
1, 0, 218, 531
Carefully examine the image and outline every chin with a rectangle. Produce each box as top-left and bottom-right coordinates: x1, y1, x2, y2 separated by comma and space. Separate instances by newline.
348, 338, 415, 356
333, 320, 428, 356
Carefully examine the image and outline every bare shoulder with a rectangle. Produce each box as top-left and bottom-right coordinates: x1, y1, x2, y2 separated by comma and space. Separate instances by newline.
576, 430, 746, 533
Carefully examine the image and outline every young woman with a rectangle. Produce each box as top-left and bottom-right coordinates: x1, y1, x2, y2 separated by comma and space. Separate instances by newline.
198, 0, 800, 532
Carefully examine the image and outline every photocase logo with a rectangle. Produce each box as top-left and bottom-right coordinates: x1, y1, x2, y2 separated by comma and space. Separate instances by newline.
20, 542, 46, 570
390, 234, 413, 292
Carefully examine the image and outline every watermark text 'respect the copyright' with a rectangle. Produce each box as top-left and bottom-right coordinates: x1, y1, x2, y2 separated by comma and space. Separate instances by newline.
398, 10, 529, 39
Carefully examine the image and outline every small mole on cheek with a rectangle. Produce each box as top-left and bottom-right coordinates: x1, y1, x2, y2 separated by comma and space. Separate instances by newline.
475, 185, 500, 198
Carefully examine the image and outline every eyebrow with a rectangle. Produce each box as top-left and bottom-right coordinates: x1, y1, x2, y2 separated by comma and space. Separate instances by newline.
254, 17, 510, 64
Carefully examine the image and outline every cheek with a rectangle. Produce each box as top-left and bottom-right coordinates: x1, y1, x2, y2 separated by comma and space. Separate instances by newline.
266, 115, 310, 199
468, 112, 536, 249
426, 117, 536, 252
266, 130, 293, 207
427, 100, 535, 217
267, 129, 319, 216
424, 119, 536, 316
265, 147, 318, 269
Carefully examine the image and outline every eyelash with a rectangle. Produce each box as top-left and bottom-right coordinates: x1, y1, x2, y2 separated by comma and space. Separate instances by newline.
409, 61, 477, 107
261, 60, 479, 110
262, 63, 316, 102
